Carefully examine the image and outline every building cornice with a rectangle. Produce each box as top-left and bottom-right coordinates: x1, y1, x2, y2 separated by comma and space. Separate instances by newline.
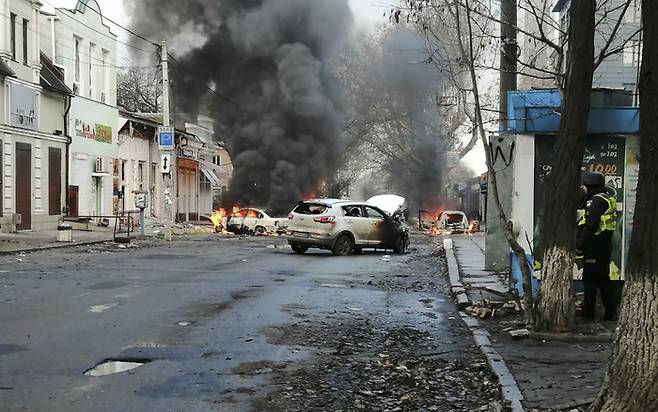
0, 125, 69, 144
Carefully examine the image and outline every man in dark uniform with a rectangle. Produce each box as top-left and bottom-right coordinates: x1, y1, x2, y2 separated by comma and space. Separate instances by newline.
576, 172, 618, 321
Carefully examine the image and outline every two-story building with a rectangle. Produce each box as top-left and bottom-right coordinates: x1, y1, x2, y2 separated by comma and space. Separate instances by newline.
1, 0, 71, 232
40, 0, 119, 219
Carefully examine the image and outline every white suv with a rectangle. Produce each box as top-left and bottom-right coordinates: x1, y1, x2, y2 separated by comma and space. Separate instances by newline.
286, 199, 410, 256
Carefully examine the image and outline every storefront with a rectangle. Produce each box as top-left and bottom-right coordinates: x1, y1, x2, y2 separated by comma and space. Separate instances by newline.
502, 89, 640, 293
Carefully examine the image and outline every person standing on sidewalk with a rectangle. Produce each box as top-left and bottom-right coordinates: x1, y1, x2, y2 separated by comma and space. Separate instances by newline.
576, 172, 618, 321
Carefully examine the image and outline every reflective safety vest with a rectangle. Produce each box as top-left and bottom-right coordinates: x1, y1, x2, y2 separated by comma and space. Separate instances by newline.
578, 193, 617, 235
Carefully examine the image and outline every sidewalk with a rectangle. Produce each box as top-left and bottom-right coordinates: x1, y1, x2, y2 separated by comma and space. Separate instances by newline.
450, 234, 612, 411
0, 229, 115, 254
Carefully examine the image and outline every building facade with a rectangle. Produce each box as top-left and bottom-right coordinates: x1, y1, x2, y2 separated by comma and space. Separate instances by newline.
1, 0, 70, 232
519, 0, 642, 96
40, 0, 119, 219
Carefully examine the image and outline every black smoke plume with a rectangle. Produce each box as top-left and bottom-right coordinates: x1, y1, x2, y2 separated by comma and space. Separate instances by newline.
127, 0, 354, 213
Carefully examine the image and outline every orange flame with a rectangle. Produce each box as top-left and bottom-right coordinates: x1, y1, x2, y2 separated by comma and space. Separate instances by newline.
303, 193, 317, 201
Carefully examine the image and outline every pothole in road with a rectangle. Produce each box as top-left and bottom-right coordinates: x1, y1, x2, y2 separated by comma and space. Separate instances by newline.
84, 358, 151, 377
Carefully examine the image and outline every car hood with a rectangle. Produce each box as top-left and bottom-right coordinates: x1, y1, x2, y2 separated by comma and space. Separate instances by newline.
367, 195, 407, 216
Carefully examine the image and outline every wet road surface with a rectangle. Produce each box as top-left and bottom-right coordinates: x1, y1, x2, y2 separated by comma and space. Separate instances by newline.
0, 235, 498, 411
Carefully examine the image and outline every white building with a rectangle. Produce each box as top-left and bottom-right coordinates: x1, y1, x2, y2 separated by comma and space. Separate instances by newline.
40, 0, 119, 219
185, 115, 232, 212
0, 0, 71, 232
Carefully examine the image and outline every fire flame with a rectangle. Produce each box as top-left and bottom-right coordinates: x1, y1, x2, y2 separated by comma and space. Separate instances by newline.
210, 206, 241, 234
303, 193, 317, 201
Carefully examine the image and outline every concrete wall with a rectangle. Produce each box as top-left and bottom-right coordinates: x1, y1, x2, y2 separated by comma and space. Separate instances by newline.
511, 134, 535, 253
485, 133, 515, 272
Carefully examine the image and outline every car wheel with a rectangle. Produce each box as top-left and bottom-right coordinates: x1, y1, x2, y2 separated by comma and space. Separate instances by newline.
291, 243, 308, 254
254, 226, 266, 236
333, 234, 354, 256
393, 235, 407, 255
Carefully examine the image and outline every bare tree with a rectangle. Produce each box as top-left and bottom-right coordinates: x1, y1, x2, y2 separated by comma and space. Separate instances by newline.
117, 63, 162, 113
590, 2, 658, 410
532, 0, 595, 332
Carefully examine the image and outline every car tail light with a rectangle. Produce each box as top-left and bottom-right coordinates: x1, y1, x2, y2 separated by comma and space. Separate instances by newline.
313, 216, 335, 224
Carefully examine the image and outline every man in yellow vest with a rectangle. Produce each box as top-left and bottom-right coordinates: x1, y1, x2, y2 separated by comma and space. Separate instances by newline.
576, 172, 618, 321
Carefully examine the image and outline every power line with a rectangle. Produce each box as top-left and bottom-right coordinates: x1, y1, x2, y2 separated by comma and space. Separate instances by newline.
38, 1, 158, 55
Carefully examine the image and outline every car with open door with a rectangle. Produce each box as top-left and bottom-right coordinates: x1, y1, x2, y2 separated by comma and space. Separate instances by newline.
286, 198, 410, 256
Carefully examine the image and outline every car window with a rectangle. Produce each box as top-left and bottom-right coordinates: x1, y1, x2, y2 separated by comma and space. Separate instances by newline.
294, 203, 327, 215
234, 209, 248, 218
446, 213, 464, 223
342, 205, 363, 217
365, 207, 386, 219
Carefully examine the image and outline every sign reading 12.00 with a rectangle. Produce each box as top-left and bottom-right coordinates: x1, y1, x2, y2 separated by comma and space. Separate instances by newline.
158, 127, 174, 150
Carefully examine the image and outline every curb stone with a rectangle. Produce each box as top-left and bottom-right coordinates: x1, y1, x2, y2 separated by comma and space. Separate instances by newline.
0, 239, 111, 256
444, 238, 471, 309
443, 240, 525, 412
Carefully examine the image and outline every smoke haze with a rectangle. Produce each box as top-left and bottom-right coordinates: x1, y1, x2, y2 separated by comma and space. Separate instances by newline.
128, 0, 354, 213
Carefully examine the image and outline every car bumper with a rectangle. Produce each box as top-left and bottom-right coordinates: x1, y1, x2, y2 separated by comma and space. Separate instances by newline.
287, 232, 335, 248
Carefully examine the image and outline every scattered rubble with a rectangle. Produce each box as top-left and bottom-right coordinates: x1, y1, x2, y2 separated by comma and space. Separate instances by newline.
256, 316, 502, 411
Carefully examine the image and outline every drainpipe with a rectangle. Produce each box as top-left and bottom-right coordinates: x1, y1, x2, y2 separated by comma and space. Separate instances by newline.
64, 93, 72, 216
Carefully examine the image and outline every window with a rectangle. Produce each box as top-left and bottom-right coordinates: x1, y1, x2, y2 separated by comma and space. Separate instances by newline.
138, 161, 145, 189
121, 159, 126, 181
74, 37, 81, 83
10, 13, 16, 60
22, 19, 29, 65
101, 49, 109, 103
343, 205, 363, 217
624, 40, 641, 66
88, 43, 95, 98
365, 207, 386, 220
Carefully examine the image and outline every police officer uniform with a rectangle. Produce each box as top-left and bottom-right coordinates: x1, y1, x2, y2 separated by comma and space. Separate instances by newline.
576, 172, 617, 320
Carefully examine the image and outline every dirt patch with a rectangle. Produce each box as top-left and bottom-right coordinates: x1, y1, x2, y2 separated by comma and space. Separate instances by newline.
256, 315, 502, 411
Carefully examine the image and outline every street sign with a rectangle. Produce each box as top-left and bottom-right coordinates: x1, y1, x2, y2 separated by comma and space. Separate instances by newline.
158, 126, 174, 150
161, 153, 172, 175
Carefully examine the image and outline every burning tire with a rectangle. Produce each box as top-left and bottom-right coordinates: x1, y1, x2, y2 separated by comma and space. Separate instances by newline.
333, 234, 354, 256
254, 226, 266, 236
291, 243, 308, 254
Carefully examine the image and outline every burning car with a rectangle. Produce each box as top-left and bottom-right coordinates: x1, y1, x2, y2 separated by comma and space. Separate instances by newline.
436, 210, 469, 234
286, 198, 410, 256
226, 208, 285, 235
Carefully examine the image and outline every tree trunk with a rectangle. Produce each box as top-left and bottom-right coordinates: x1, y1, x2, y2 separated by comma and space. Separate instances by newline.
499, 0, 517, 127
534, 0, 595, 332
590, 2, 658, 410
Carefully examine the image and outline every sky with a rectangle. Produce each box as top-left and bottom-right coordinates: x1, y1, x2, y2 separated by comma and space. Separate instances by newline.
45, 0, 486, 174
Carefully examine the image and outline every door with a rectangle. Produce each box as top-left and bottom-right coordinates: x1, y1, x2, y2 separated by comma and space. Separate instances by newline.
68, 186, 79, 217
342, 205, 371, 244
365, 206, 387, 245
16, 143, 31, 230
48, 148, 62, 215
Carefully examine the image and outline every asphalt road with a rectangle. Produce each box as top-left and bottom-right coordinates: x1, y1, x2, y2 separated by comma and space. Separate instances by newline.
0, 235, 494, 412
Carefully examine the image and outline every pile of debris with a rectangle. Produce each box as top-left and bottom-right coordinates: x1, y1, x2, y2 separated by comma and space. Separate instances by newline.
463, 299, 522, 320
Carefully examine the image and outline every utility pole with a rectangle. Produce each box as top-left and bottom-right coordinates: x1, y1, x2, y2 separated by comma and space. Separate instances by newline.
160, 41, 175, 243
499, 0, 517, 128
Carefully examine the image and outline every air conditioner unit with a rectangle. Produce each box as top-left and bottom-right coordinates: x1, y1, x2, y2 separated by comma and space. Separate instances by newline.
95, 157, 104, 173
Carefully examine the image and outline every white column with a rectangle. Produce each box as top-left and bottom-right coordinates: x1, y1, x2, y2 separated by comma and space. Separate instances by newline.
2, 135, 13, 215
31, 3, 41, 84
33, 140, 43, 213
0, 0, 9, 57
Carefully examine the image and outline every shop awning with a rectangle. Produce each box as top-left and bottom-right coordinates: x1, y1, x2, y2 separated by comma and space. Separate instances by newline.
201, 168, 220, 186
